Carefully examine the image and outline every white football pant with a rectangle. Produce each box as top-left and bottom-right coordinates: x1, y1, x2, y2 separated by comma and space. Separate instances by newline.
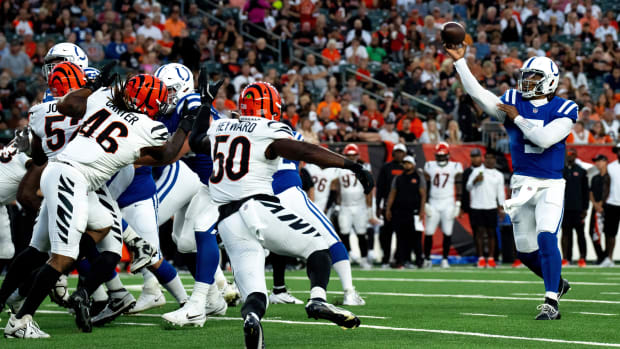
425, 198, 456, 237
338, 204, 368, 235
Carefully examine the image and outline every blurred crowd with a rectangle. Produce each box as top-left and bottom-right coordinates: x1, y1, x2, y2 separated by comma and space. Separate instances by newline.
0, 0, 619, 147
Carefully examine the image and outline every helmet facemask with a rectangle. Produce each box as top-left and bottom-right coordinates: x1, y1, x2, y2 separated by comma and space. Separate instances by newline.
43, 56, 71, 79
518, 70, 546, 99
436, 154, 449, 167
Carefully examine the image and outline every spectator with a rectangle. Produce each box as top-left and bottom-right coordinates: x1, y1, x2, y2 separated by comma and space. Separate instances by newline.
137, 16, 163, 40
243, 0, 271, 31
13, 8, 33, 36
347, 6, 372, 31
321, 39, 341, 66
354, 114, 381, 141
0, 39, 33, 78
590, 154, 610, 264
386, 155, 426, 268
342, 78, 363, 106
466, 151, 505, 268
421, 16, 439, 45
374, 60, 398, 87
301, 54, 328, 98
444, 120, 462, 145
362, 99, 384, 128
566, 64, 589, 90
473, 31, 490, 60
433, 88, 455, 114
366, 36, 386, 63
420, 57, 439, 88
293, 22, 315, 47
119, 41, 141, 71
398, 117, 417, 143
579, 8, 599, 34
543, 0, 565, 27
563, 12, 582, 36
282, 104, 299, 129
566, 120, 594, 144
170, 29, 200, 72
595, 17, 617, 42
317, 92, 341, 120
164, 5, 186, 38
298, 117, 319, 144
561, 148, 589, 267
480, 6, 502, 36
456, 93, 481, 142
419, 118, 442, 144
604, 66, 620, 93
591, 121, 614, 144
376, 143, 407, 267
601, 145, 620, 267
232, 63, 255, 94
321, 122, 342, 143
601, 108, 619, 141
105, 30, 127, 59
345, 38, 368, 65
186, 3, 203, 30
379, 113, 399, 143
346, 19, 372, 45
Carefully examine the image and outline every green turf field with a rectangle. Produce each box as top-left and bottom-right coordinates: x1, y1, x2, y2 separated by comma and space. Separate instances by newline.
1, 266, 620, 348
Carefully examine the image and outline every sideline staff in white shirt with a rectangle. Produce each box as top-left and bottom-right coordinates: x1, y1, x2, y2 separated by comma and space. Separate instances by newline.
602, 144, 620, 267
466, 150, 505, 267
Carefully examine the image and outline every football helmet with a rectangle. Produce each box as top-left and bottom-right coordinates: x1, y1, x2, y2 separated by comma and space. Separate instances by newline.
48, 62, 87, 98
518, 56, 560, 99
43, 43, 88, 79
124, 74, 169, 118
435, 142, 450, 167
154, 63, 194, 114
343, 143, 360, 156
239, 82, 282, 121
83, 67, 101, 81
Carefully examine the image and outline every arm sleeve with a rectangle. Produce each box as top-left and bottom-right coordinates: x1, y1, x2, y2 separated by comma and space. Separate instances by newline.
466, 168, 477, 191
497, 171, 506, 206
454, 58, 506, 122
513, 116, 573, 149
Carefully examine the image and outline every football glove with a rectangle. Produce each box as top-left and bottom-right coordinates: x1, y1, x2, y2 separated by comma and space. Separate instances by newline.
198, 67, 223, 105
345, 161, 374, 194
14, 126, 33, 156
85, 60, 117, 91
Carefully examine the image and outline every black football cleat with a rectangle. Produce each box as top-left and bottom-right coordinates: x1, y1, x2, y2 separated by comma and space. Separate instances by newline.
535, 299, 561, 320
558, 278, 571, 300
305, 299, 361, 329
243, 312, 264, 349
68, 288, 93, 332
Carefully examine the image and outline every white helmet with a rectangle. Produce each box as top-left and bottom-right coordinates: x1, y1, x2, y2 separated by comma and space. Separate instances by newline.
518, 56, 560, 99
154, 63, 194, 114
43, 43, 88, 79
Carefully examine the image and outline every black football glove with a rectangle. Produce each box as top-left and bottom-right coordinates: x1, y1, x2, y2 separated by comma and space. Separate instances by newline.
85, 60, 118, 91
14, 126, 33, 156
177, 99, 199, 133
198, 67, 223, 105
345, 160, 375, 194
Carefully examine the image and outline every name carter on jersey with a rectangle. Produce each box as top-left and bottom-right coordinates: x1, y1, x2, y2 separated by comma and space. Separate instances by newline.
105, 101, 140, 125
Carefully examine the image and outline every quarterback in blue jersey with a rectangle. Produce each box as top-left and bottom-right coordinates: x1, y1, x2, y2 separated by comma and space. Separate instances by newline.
447, 45, 572, 320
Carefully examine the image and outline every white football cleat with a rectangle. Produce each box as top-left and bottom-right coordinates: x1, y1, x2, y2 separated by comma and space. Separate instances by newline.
423, 259, 432, 269
205, 284, 228, 316
343, 288, 366, 306
162, 300, 207, 327
359, 259, 372, 270
440, 259, 450, 269
6, 290, 25, 314
4, 314, 50, 339
127, 285, 166, 314
222, 282, 241, 306
269, 291, 304, 304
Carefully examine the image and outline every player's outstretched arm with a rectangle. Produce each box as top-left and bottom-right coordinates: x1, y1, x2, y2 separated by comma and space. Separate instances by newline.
266, 139, 374, 194
445, 43, 506, 122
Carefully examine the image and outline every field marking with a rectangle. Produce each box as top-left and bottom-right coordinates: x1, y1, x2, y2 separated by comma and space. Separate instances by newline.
575, 312, 618, 316
116, 322, 158, 326
263, 276, 620, 286
461, 313, 507, 318
34, 309, 620, 347
356, 315, 388, 319
510, 293, 542, 296
601, 292, 620, 295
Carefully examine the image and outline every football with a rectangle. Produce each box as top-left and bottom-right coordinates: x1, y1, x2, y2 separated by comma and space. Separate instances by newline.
441, 21, 466, 47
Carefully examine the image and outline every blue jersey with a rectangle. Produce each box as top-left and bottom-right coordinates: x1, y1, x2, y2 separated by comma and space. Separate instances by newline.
272, 131, 304, 195
500, 89, 578, 179
115, 166, 157, 208
153, 93, 221, 185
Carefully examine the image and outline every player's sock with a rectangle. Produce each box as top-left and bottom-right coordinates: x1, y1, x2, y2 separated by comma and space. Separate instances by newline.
442, 235, 452, 259
195, 230, 219, 285
105, 273, 124, 292
516, 250, 543, 278
358, 234, 368, 258
306, 250, 331, 301
241, 292, 267, 319
271, 253, 286, 289
330, 242, 354, 290
190, 281, 209, 307
153, 260, 188, 303
18, 267, 42, 298
0, 247, 48, 305
17, 264, 61, 318
424, 235, 433, 260
78, 233, 99, 261
538, 232, 561, 294
82, 252, 121, 295
341, 234, 351, 252
180, 252, 197, 278
92, 285, 108, 302
214, 265, 227, 291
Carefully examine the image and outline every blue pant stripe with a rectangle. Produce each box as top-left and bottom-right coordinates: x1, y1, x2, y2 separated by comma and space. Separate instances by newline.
159, 163, 180, 203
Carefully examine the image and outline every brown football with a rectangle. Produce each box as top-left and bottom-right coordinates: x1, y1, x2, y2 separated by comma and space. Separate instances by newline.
441, 22, 465, 46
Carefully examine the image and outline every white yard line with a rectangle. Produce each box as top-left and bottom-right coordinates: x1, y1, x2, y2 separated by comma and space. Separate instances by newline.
461, 313, 507, 318
510, 293, 542, 296
575, 312, 618, 316
356, 315, 389, 319
601, 292, 620, 295
115, 322, 158, 326
34, 310, 620, 347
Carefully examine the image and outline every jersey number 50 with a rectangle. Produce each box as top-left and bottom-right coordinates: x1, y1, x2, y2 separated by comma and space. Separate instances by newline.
210, 135, 250, 183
